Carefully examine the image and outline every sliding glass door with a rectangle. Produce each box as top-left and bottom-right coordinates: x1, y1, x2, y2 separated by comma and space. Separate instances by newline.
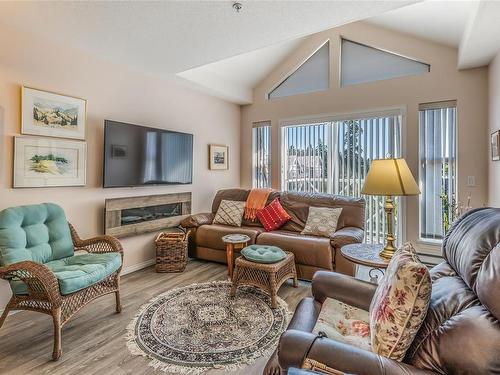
281, 110, 402, 244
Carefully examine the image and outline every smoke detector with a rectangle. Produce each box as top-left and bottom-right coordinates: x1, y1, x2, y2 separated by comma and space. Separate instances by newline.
233, 2, 242, 13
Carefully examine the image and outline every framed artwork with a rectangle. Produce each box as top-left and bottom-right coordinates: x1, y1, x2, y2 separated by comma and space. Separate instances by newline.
492, 130, 500, 161
14, 136, 87, 188
209, 144, 229, 170
21, 86, 86, 140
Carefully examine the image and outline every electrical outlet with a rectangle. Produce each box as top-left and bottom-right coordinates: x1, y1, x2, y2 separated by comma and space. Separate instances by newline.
466, 176, 476, 187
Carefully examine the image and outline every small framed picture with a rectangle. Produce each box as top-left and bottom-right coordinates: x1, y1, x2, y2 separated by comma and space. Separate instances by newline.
209, 144, 229, 170
492, 130, 500, 161
21, 86, 87, 140
14, 136, 87, 188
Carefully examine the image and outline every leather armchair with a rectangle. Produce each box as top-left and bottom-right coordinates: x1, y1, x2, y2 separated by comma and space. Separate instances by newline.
265, 207, 500, 375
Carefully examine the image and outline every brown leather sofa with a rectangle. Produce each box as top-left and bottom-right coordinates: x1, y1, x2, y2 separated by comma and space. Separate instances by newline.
264, 207, 500, 375
181, 189, 365, 279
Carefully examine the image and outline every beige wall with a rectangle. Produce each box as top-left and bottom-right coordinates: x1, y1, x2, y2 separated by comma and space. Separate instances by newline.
0, 24, 240, 309
489, 51, 500, 207
241, 22, 489, 254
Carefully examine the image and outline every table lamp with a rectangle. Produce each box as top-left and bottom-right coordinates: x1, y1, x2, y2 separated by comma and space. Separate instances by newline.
361, 158, 420, 260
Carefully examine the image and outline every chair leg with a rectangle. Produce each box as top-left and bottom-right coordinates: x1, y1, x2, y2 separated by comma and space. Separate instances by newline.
115, 290, 122, 313
0, 303, 11, 329
52, 307, 62, 361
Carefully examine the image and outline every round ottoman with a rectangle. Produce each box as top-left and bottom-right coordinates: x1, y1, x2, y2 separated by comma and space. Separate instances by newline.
241, 244, 287, 264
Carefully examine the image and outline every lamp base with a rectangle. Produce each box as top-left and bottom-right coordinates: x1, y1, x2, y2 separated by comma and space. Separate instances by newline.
379, 244, 396, 260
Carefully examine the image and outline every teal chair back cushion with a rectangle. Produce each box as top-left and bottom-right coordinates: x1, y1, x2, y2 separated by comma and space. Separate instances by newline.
0, 203, 74, 266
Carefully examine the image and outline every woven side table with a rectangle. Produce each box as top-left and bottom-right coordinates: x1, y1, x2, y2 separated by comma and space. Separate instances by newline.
230, 251, 298, 308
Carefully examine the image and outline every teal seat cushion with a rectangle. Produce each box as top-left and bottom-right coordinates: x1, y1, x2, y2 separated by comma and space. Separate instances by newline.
10, 252, 122, 296
0, 203, 74, 266
241, 245, 286, 264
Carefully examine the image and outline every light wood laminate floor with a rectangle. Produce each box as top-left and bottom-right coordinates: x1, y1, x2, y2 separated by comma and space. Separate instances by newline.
0, 260, 312, 375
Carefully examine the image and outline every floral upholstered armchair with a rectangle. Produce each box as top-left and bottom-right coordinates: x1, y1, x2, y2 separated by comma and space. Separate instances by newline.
0, 203, 123, 360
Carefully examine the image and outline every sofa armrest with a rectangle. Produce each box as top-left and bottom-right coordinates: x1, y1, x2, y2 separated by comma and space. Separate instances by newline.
330, 227, 364, 248
312, 271, 377, 311
180, 213, 214, 228
279, 330, 436, 375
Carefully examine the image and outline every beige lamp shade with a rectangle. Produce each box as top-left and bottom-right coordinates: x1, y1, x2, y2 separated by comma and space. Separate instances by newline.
362, 158, 420, 196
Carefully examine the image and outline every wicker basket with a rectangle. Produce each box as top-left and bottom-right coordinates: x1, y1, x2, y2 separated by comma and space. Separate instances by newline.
155, 230, 188, 273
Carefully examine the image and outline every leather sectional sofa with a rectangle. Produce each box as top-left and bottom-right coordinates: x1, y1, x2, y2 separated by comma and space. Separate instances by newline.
181, 188, 365, 279
264, 207, 500, 375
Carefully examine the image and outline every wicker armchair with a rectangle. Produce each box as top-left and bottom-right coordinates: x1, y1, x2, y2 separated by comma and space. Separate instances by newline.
0, 204, 123, 361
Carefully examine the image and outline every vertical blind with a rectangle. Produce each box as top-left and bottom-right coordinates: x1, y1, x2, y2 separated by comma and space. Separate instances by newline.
252, 122, 272, 188
282, 112, 402, 244
419, 102, 457, 240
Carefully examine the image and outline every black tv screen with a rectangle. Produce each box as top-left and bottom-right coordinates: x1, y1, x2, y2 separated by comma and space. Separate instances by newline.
103, 120, 193, 188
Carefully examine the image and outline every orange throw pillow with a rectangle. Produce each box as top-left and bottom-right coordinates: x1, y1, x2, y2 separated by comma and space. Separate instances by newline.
256, 198, 292, 231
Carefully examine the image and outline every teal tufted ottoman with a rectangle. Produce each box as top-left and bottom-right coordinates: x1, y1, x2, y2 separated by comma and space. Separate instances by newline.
230, 250, 298, 308
241, 244, 287, 264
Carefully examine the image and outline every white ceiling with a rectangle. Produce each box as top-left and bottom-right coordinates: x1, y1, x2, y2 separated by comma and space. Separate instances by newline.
0, 0, 416, 104
178, 37, 306, 104
2, 1, 498, 105
368, 0, 500, 69
368, 0, 474, 47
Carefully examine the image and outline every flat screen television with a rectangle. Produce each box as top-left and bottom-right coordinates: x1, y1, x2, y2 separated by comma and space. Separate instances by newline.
103, 120, 193, 188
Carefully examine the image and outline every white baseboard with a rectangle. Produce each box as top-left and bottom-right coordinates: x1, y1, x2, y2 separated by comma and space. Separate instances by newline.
122, 258, 155, 275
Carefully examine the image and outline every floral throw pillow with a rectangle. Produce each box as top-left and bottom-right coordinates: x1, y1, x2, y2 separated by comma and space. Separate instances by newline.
313, 298, 371, 352
369, 243, 431, 361
301, 207, 342, 238
213, 200, 245, 227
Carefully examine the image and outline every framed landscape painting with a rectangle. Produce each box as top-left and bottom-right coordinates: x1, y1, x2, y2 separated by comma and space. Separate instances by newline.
209, 144, 229, 170
492, 130, 500, 161
21, 86, 86, 140
14, 136, 87, 188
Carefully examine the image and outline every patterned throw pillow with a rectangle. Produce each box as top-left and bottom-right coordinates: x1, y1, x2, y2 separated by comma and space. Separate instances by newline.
213, 200, 245, 227
301, 207, 342, 238
256, 198, 292, 231
369, 243, 431, 361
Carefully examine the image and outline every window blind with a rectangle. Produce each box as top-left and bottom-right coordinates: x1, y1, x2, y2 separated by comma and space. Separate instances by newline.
252, 122, 272, 188
419, 102, 457, 240
281, 110, 402, 244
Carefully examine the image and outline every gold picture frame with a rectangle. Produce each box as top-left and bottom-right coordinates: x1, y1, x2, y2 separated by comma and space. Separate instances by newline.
21, 86, 87, 140
209, 144, 229, 170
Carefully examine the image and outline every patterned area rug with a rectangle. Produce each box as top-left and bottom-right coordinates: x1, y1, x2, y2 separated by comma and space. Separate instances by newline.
126, 281, 290, 374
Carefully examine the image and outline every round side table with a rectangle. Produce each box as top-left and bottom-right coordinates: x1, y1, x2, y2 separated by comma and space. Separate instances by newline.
341, 243, 390, 284
222, 234, 251, 279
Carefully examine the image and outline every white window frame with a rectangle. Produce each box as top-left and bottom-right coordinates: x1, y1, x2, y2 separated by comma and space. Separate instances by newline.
418, 101, 458, 245
279, 106, 407, 244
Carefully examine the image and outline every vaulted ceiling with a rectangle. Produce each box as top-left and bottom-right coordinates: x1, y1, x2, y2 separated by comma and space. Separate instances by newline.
0, 1, 416, 104
1, 1, 499, 105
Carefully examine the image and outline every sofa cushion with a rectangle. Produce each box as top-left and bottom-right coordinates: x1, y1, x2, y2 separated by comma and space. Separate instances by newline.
0, 203, 74, 266
241, 245, 287, 264
301, 207, 342, 238
195, 224, 263, 250
369, 243, 431, 361
256, 198, 292, 231
279, 192, 365, 233
213, 200, 245, 227
11, 252, 122, 295
256, 230, 332, 270
313, 298, 371, 352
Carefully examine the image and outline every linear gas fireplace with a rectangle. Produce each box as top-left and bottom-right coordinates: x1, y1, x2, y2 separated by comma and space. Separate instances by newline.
105, 192, 191, 238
